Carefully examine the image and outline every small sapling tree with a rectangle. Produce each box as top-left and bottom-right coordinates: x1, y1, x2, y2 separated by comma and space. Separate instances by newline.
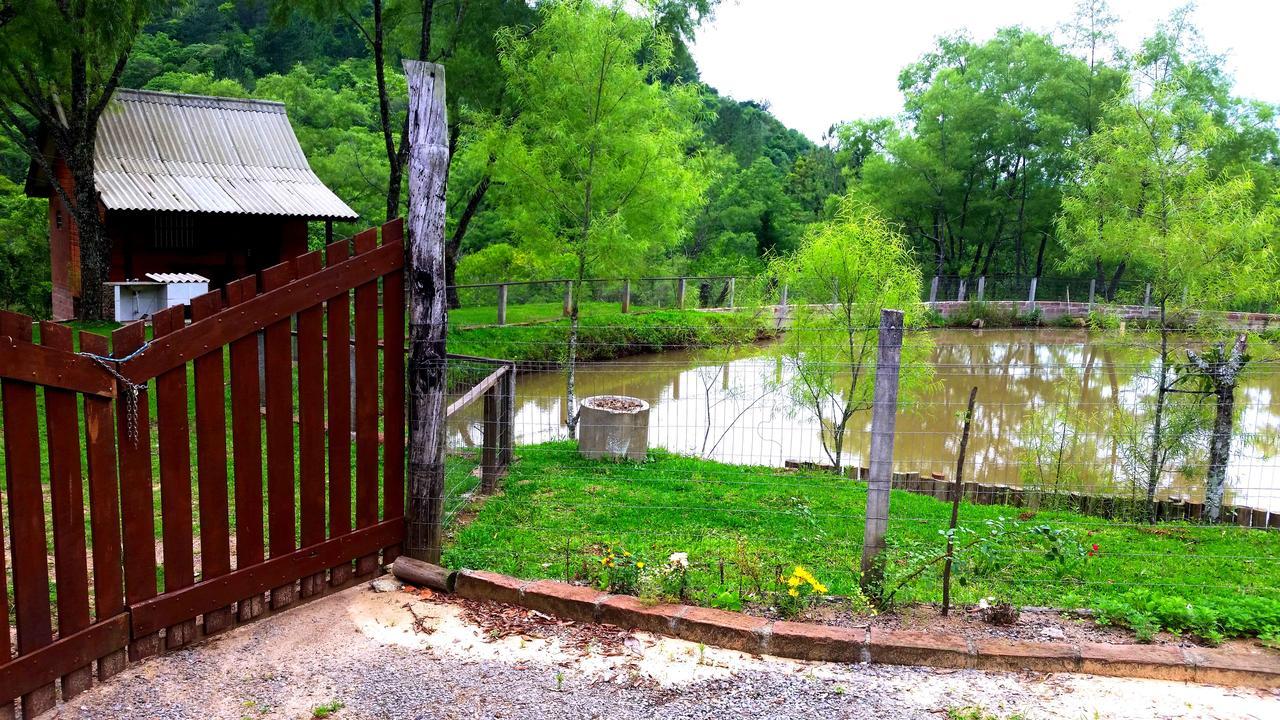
771, 197, 933, 474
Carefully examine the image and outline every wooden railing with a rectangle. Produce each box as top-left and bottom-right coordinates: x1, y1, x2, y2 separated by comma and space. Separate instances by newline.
446, 353, 515, 492
450, 275, 739, 325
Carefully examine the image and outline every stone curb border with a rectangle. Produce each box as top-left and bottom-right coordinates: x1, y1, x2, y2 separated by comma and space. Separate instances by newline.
453, 569, 1280, 689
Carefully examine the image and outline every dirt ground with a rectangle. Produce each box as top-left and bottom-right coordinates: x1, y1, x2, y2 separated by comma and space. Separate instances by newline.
50, 580, 1279, 720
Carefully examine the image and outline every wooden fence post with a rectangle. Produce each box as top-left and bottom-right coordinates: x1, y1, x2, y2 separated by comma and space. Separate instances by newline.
957, 279, 966, 302
727, 277, 736, 308
1027, 277, 1038, 311
501, 364, 516, 469
860, 309, 904, 592
621, 279, 631, 313
563, 280, 573, 317
482, 386, 499, 493
977, 276, 985, 302
1144, 283, 1152, 308
403, 60, 450, 563
496, 283, 508, 326
928, 276, 939, 306
677, 278, 687, 309
1088, 278, 1096, 310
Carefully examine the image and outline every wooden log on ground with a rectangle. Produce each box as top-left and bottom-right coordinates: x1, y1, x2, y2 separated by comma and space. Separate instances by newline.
391, 557, 457, 593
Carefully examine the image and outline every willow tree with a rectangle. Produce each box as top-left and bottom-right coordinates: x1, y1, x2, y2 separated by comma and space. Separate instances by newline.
0, 0, 157, 319
772, 198, 933, 474
495, 0, 704, 437
1058, 27, 1280, 520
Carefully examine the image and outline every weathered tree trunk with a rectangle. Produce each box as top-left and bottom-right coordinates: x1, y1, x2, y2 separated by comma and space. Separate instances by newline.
403, 60, 450, 562
1106, 261, 1126, 301
1187, 334, 1248, 522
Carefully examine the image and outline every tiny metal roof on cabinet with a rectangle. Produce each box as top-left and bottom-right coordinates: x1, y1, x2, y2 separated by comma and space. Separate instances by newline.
30, 89, 358, 220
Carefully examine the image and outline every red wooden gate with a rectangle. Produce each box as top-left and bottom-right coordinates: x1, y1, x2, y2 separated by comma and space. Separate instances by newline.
0, 219, 407, 718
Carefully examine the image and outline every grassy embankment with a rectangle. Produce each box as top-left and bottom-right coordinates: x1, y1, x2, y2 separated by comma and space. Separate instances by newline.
449, 307, 775, 363
444, 442, 1280, 642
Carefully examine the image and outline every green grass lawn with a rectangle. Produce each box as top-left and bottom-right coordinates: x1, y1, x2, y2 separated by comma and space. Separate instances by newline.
443, 441, 1280, 641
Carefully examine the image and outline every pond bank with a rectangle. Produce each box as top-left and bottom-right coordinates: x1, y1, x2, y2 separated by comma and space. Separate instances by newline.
448, 308, 776, 366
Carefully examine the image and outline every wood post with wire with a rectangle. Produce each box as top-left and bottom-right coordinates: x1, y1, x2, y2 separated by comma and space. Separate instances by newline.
403, 59, 451, 563
861, 308, 904, 593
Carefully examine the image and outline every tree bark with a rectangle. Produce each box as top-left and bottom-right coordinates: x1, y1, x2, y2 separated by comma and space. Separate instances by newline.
445, 166, 493, 309
1187, 334, 1247, 522
1144, 301, 1169, 524
942, 386, 978, 616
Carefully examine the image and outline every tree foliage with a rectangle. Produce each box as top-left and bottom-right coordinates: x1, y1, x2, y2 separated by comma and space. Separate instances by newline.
772, 198, 933, 472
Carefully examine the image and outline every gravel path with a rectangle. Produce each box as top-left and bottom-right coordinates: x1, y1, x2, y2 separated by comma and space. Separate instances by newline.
52, 582, 1279, 720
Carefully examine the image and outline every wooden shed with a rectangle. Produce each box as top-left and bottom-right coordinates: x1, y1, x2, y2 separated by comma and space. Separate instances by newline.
25, 89, 358, 319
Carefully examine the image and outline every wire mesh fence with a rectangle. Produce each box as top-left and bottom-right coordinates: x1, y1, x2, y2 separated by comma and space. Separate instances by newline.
441, 319, 1280, 639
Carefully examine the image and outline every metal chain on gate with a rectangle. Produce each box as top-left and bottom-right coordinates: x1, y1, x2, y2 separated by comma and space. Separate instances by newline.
80, 341, 151, 445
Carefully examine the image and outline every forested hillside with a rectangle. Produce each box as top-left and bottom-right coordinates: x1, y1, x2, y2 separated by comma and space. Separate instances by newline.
1, 0, 1277, 317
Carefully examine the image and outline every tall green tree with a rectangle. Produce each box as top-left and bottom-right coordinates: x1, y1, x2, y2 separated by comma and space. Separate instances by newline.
1058, 15, 1280, 520
0, 0, 158, 318
494, 0, 705, 436
838, 29, 1123, 281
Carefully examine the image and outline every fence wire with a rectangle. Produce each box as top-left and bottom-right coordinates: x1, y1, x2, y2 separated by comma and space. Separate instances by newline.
442, 315, 1280, 636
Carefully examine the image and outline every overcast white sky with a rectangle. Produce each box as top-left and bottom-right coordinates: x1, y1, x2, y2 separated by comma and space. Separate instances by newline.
690, 0, 1280, 141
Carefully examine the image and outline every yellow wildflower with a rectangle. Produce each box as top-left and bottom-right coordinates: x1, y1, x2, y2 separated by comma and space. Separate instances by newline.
787, 576, 802, 588
636, 562, 645, 569
787, 588, 799, 597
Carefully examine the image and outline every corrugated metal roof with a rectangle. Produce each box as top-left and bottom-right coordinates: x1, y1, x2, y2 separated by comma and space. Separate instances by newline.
145, 272, 210, 283
92, 89, 358, 219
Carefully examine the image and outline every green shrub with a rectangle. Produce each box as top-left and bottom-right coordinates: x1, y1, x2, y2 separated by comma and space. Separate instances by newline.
1091, 589, 1280, 644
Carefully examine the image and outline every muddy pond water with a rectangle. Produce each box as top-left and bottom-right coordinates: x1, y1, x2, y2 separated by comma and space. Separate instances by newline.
449, 328, 1280, 511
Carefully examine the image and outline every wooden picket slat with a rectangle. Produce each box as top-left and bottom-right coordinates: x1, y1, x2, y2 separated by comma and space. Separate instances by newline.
152, 305, 199, 649
113, 321, 163, 661
262, 260, 299, 608
353, 229, 381, 576
226, 276, 267, 622
0, 310, 58, 717
326, 238, 354, 587
78, 331, 128, 680
191, 292, 235, 634
295, 251, 328, 597
382, 219, 407, 562
37, 322, 94, 699
0, 315, 20, 718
